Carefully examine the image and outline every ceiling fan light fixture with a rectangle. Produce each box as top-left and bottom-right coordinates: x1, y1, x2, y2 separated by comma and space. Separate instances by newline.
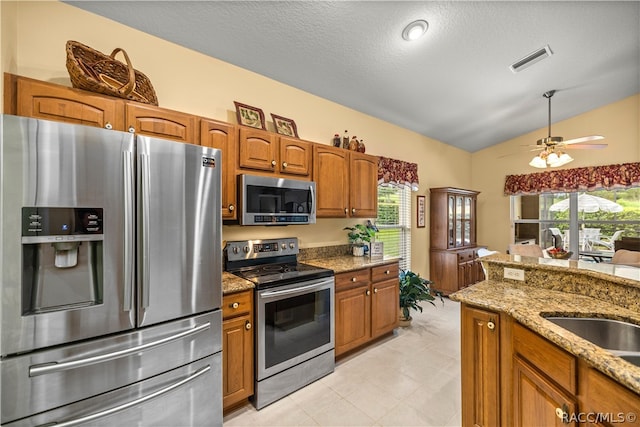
402, 20, 429, 41
529, 155, 547, 168
536, 136, 563, 146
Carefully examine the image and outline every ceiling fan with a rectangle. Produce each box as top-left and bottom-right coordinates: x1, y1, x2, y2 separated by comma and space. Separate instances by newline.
528, 90, 606, 168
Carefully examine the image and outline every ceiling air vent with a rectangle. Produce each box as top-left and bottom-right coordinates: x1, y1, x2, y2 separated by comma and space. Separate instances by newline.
510, 45, 553, 73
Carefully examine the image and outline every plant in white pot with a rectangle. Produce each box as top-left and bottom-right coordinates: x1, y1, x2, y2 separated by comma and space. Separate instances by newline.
343, 224, 376, 256
399, 270, 443, 326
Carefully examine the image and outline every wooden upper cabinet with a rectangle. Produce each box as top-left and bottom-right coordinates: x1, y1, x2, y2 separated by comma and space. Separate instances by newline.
10, 74, 124, 130
314, 145, 349, 217
125, 102, 198, 144
237, 128, 311, 178
278, 136, 312, 176
349, 152, 378, 218
201, 119, 238, 220
238, 127, 278, 172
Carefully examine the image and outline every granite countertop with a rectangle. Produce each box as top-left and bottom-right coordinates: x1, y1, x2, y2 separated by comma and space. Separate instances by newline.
304, 255, 400, 274
451, 255, 640, 395
222, 271, 254, 295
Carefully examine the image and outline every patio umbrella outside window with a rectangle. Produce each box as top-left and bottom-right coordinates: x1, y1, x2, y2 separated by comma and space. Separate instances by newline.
549, 193, 623, 213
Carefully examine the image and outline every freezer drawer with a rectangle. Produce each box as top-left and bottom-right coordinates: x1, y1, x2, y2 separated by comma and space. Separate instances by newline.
1, 311, 221, 425
4, 353, 222, 427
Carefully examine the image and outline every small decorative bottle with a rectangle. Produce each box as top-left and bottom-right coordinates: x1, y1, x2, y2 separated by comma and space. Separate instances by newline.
342, 130, 350, 149
349, 136, 359, 151
357, 139, 366, 153
332, 134, 341, 147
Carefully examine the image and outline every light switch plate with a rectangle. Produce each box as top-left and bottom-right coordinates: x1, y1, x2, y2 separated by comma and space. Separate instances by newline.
504, 267, 525, 281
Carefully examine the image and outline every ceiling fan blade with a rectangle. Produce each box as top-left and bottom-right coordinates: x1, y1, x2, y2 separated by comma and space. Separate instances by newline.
562, 143, 608, 150
563, 135, 605, 145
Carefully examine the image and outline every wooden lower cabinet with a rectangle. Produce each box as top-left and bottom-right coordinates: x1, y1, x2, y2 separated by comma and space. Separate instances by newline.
461, 303, 640, 427
430, 248, 484, 295
461, 304, 501, 427
335, 262, 399, 357
222, 291, 254, 412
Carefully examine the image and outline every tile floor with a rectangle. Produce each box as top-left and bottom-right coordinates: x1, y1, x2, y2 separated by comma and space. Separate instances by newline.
223, 299, 462, 426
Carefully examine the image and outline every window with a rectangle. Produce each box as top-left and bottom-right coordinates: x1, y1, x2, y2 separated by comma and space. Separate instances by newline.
377, 184, 411, 270
511, 188, 640, 256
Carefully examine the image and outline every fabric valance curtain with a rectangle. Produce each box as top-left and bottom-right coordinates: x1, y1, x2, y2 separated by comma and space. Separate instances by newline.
504, 162, 640, 196
378, 156, 419, 191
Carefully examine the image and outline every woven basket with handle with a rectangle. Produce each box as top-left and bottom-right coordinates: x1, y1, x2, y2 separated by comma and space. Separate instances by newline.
66, 40, 158, 106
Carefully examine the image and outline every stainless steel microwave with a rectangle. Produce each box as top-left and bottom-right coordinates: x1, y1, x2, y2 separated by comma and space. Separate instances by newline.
239, 174, 316, 225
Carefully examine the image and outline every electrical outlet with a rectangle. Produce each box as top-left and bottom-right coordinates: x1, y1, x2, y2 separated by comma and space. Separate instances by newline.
504, 267, 525, 281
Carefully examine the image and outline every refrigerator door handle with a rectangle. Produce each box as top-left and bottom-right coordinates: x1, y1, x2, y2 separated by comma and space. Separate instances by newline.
123, 151, 135, 314
140, 152, 151, 309
28, 322, 211, 377
37, 365, 211, 427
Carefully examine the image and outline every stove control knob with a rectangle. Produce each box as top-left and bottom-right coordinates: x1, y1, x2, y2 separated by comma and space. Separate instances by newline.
243, 245, 250, 253
281, 243, 287, 250
232, 246, 239, 254
289, 242, 295, 249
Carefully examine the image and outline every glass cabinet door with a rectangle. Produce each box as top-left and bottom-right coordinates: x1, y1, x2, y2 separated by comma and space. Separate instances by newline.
448, 195, 455, 247
455, 196, 463, 246
463, 197, 472, 245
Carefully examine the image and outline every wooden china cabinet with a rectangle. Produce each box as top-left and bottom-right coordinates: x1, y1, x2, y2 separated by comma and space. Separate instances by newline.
429, 187, 484, 295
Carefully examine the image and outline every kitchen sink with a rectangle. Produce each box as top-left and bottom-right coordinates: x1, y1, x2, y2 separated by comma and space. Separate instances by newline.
544, 316, 640, 353
620, 354, 640, 368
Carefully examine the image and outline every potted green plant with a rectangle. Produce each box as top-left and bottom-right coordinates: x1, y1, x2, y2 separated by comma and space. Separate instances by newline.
343, 224, 376, 256
399, 270, 443, 326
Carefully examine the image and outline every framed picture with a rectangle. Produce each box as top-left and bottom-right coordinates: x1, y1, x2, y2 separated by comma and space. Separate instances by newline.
417, 195, 426, 228
370, 242, 384, 258
234, 101, 266, 130
271, 113, 299, 138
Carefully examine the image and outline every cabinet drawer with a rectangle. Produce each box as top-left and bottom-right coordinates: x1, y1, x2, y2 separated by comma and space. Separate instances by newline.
335, 269, 370, 291
371, 263, 399, 283
457, 250, 475, 262
513, 323, 577, 394
223, 291, 252, 319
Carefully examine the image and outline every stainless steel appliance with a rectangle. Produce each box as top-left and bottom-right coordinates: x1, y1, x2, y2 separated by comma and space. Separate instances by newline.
238, 174, 316, 225
224, 238, 335, 409
0, 115, 223, 426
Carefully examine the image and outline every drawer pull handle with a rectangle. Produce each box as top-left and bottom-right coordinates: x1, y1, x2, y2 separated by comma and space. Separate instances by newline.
385, 270, 390, 275
487, 321, 495, 331
351, 277, 357, 282
245, 321, 252, 330
231, 302, 239, 309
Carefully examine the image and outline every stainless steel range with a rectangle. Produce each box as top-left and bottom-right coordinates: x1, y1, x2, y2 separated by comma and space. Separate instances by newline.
224, 238, 335, 409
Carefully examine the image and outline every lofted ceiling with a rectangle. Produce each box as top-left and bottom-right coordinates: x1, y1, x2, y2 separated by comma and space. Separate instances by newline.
65, 1, 640, 153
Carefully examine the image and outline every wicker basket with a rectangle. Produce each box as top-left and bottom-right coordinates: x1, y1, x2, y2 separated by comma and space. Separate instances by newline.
66, 40, 158, 106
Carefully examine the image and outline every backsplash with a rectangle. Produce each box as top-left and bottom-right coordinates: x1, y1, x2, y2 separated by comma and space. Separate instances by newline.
298, 244, 351, 261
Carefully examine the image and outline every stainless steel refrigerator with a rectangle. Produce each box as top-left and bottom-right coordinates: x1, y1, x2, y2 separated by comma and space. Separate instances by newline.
0, 114, 223, 426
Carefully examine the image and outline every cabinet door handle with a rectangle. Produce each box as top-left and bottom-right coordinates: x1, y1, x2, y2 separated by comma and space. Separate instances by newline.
245, 321, 252, 330
344, 208, 348, 214
128, 126, 135, 133
282, 162, 288, 168
555, 406, 568, 422
373, 288, 378, 294
231, 302, 239, 309
366, 290, 371, 296
351, 208, 356, 214
229, 204, 235, 212
271, 160, 277, 167
105, 122, 113, 130
487, 321, 495, 331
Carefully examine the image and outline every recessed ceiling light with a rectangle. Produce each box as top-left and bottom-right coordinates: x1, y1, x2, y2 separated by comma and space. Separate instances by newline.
402, 20, 429, 41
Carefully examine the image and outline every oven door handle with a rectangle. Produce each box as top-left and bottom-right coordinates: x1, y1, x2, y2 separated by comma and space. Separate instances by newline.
260, 279, 333, 299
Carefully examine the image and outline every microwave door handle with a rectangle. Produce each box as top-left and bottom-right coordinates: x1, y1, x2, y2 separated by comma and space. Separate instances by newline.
39, 365, 211, 427
309, 184, 314, 213
123, 151, 135, 315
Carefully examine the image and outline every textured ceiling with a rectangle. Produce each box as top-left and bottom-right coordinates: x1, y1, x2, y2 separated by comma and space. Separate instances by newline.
66, 1, 640, 152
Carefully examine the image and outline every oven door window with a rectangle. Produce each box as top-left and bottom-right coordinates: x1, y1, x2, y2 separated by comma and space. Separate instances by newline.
263, 287, 332, 370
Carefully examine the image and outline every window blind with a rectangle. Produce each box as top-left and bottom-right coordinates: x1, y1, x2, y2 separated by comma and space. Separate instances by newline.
377, 184, 411, 271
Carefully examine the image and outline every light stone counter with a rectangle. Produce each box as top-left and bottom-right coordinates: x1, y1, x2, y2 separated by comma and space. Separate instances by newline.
222, 271, 254, 295
450, 253, 640, 395
304, 255, 400, 274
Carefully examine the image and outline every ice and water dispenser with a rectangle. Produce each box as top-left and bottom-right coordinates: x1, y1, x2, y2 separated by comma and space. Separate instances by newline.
21, 207, 104, 314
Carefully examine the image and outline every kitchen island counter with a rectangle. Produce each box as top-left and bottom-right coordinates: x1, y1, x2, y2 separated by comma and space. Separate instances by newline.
451, 254, 640, 395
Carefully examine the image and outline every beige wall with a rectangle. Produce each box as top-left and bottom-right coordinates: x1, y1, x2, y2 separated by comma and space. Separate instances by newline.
472, 94, 640, 253
2, 1, 475, 279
